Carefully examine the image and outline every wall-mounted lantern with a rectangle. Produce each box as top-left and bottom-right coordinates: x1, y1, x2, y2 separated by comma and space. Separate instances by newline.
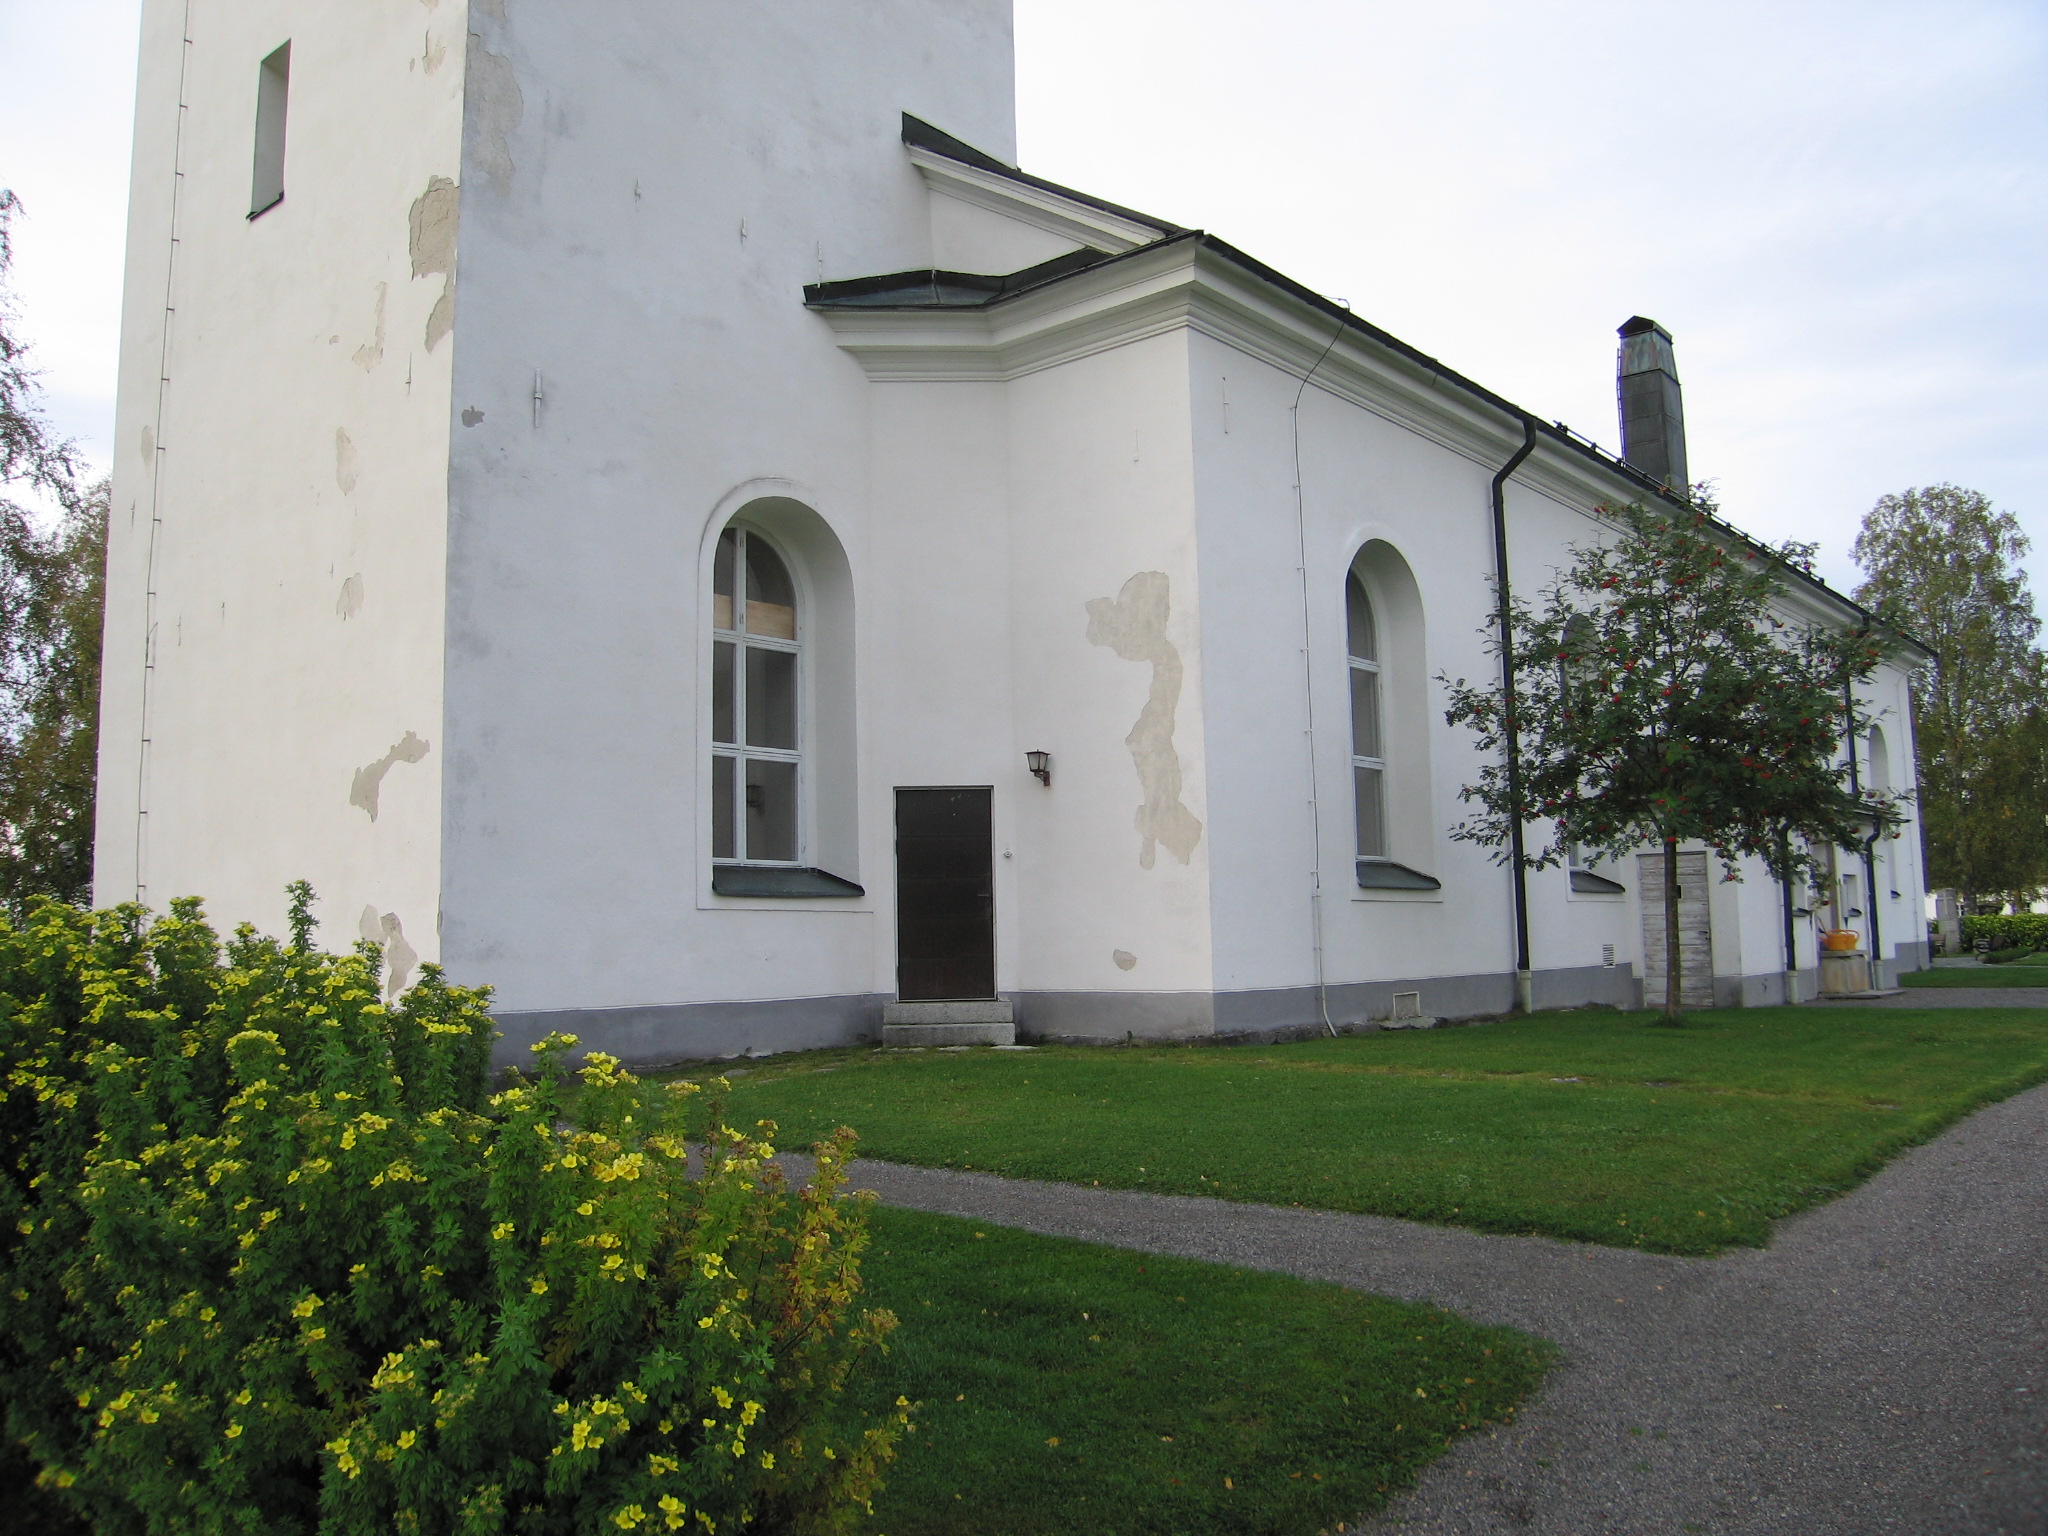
1025, 750, 1052, 787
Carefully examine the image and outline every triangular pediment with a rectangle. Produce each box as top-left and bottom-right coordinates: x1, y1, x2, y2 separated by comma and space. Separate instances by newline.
903, 114, 1180, 273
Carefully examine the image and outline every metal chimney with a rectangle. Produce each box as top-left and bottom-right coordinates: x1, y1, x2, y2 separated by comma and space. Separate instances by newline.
1616, 316, 1689, 492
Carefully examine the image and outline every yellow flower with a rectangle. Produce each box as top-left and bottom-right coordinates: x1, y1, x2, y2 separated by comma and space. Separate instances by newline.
492, 1221, 515, 1241
531, 1277, 549, 1295
758, 1451, 775, 1470
292, 1295, 322, 1319
577, 1201, 595, 1216
225, 1423, 243, 1439
233, 1390, 252, 1406
602, 1254, 624, 1271
648, 1454, 678, 1476
614, 1505, 648, 1529
396, 1429, 417, 1450
306, 1327, 327, 1341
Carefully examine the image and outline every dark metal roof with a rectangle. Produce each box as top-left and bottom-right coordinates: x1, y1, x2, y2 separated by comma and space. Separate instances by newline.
804, 245, 1116, 309
901, 113, 1186, 237
831, 127, 1930, 661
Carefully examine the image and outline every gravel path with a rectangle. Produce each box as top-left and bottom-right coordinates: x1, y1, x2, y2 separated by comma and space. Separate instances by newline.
1829, 988, 2048, 1008
832, 1081, 2048, 1535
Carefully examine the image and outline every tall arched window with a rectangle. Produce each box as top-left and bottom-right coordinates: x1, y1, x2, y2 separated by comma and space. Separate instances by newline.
1345, 542, 1440, 892
1346, 572, 1386, 862
711, 526, 800, 865
1866, 726, 1890, 793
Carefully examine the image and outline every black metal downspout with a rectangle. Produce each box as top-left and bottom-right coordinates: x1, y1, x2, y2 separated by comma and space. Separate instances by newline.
1492, 417, 1541, 1013
1780, 836, 1800, 1003
1844, 674, 1883, 983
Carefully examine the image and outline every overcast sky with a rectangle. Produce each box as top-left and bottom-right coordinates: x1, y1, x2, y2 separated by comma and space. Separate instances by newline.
3, 0, 2042, 592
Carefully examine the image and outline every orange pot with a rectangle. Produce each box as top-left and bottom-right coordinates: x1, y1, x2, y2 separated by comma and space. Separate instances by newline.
1820, 929, 1861, 952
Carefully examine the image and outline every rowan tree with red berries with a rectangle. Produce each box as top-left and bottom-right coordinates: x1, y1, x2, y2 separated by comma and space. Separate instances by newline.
1443, 498, 1902, 1020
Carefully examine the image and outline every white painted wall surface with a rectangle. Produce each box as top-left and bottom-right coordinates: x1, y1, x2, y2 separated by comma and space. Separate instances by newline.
1005, 334, 1212, 1013
99, 0, 464, 983
436, 1, 1015, 1016
102, 0, 1928, 1055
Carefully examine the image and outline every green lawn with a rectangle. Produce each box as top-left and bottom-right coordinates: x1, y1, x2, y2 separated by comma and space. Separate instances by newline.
853, 1206, 1550, 1535
1900, 966, 2048, 988
695, 1005, 2048, 1256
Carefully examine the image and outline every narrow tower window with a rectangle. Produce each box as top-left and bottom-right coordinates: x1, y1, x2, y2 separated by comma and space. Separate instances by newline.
250, 43, 291, 218
1347, 572, 1386, 861
711, 526, 801, 864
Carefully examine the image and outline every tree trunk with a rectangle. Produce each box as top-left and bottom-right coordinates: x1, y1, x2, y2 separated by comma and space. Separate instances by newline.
1663, 835, 1684, 1021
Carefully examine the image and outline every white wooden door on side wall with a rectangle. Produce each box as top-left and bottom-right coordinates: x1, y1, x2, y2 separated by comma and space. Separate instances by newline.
1637, 850, 1713, 1008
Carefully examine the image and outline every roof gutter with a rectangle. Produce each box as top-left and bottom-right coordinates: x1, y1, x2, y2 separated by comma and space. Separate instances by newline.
1187, 236, 1935, 663
1491, 417, 1541, 1013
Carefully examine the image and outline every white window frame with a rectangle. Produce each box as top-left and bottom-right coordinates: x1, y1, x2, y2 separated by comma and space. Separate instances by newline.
711, 526, 803, 868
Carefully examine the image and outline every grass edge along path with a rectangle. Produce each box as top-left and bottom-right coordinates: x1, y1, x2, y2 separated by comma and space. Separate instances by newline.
853, 1205, 1552, 1536
691, 1004, 2048, 1258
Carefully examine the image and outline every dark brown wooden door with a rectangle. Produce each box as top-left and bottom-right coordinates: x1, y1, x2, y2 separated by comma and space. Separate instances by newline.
895, 787, 995, 1001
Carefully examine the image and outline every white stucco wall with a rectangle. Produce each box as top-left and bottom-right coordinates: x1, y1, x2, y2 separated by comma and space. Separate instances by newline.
99, 0, 463, 975
1004, 335, 1212, 1018
435, 0, 1016, 1018
103, 0, 1926, 1056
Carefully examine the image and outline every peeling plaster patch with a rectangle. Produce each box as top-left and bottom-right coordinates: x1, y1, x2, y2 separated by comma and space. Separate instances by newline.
360, 906, 420, 999
334, 428, 359, 493
336, 574, 364, 620
1113, 950, 1137, 971
352, 282, 388, 370
1086, 571, 1204, 869
408, 175, 459, 351
350, 731, 430, 821
422, 30, 447, 74
140, 424, 154, 464
467, 39, 524, 191
473, 0, 507, 20
460, 407, 484, 427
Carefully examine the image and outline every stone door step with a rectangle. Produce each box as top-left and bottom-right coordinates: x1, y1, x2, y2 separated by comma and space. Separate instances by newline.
881, 999, 1015, 1047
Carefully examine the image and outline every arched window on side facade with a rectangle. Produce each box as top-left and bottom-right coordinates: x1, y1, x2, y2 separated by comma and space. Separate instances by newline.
711, 526, 800, 865
1558, 614, 1626, 894
1346, 542, 1440, 891
1346, 573, 1387, 861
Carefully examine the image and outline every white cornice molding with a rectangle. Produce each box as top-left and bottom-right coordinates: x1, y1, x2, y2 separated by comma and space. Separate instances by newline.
908, 146, 1161, 254
813, 243, 1890, 638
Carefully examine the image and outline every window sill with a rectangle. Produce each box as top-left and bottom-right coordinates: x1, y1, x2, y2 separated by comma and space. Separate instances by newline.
1356, 860, 1441, 891
248, 192, 285, 221
711, 865, 863, 898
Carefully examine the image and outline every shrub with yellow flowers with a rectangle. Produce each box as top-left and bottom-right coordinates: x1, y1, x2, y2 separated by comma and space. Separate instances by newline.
0, 884, 908, 1533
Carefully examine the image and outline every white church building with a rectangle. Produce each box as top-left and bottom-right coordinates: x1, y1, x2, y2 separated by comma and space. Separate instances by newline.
97, 0, 1929, 1061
